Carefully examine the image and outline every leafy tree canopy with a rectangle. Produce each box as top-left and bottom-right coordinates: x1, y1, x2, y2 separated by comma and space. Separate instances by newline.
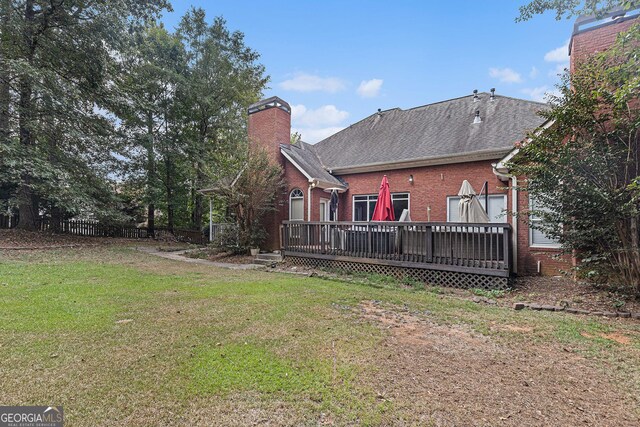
516, 0, 639, 22
510, 24, 640, 292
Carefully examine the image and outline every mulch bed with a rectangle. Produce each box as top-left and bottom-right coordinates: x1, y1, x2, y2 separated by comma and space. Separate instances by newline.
505, 275, 640, 315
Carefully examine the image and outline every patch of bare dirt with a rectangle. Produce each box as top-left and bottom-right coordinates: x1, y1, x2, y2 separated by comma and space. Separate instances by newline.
356, 301, 639, 426
580, 331, 635, 345
507, 275, 640, 314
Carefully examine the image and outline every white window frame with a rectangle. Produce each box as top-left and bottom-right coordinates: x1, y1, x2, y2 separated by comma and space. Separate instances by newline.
352, 193, 410, 222
446, 194, 507, 223
289, 188, 304, 221
528, 196, 561, 248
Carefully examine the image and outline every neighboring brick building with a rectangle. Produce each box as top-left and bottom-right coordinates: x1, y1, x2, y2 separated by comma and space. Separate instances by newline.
247, 9, 638, 276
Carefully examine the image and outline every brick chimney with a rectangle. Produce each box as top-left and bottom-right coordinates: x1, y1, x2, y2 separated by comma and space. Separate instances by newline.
247, 96, 291, 252
248, 96, 291, 168
569, 9, 639, 73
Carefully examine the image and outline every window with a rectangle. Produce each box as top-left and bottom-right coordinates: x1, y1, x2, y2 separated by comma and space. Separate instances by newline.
529, 196, 561, 247
353, 193, 410, 221
392, 193, 409, 220
289, 188, 304, 221
447, 194, 507, 223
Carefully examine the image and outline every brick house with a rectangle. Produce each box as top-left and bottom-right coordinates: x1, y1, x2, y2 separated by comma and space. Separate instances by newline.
246, 9, 638, 279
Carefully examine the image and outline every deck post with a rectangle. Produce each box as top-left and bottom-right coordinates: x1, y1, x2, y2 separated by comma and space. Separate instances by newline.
503, 226, 511, 271
426, 225, 433, 262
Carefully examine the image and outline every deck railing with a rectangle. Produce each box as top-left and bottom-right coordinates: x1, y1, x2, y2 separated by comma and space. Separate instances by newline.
282, 221, 512, 276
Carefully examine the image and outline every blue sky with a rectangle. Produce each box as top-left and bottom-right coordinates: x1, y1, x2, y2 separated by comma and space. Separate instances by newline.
162, 1, 574, 143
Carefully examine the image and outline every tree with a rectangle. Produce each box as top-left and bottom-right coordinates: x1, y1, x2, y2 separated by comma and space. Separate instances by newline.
0, 0, 170, 230
510, 24, 640, 293
210, 146, 284, 252
177, 8, 268, 230
290, 131, 302, 145
516, 0, 638, 22
117, 23, 187, 235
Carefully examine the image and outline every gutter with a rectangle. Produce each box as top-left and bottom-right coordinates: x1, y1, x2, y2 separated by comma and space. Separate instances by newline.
327, 148, 512, 175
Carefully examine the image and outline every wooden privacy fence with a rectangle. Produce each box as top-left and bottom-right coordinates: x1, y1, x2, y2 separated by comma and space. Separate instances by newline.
0, 216, 209, 244
282, 221, 512, 277
155, 227, 209, 245
37, 219, 149, 238
0, 214, 17, 229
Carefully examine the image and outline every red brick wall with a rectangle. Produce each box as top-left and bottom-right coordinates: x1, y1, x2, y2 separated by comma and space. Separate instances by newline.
515, 185, 573, 276
283, 161, 311, 222
278, 153, 574, 275
335, 161, 509, 222
248, 106, 291, 169
570, 17, 638, 73
248, 104, 292, 250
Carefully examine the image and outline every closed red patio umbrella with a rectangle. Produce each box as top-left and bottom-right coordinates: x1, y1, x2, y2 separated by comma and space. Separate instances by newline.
371, 175, 395, 221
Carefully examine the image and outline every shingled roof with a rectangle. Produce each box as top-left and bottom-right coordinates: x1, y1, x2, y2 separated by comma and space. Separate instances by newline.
312, 92, 547, 172
280, 140, 347, 189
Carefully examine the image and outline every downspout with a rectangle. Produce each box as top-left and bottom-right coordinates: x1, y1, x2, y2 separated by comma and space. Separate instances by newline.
307, 180, 317, 222
493, 165, 518, 274
510, 176, 518, 274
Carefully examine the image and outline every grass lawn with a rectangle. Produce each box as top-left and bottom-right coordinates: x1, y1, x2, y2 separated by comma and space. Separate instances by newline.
1, 244, 639, 426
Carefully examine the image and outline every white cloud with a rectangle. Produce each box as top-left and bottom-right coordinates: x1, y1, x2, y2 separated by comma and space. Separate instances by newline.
488, 67, 523, 84
356, 78, 383, 98
548, 63, 568, 77
290, 104, 349, 144
290, 104, 307, 120
293, 126, 345, 144
279, 72, 346, 93
521, 86, 561, 103
529, 66, 539, 79
291, 104, 349, 127
544, 40, 570, 63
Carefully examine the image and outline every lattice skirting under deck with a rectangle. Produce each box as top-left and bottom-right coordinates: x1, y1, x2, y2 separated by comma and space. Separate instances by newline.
285, 255, 511, 290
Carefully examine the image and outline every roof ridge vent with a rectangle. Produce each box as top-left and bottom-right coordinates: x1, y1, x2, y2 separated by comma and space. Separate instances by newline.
490, 88, 496, 101
473, 89, 479, 102
473, 110, 482, 124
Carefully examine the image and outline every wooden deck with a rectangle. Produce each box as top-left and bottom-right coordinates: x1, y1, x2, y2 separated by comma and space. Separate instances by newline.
282, 221, 512, 278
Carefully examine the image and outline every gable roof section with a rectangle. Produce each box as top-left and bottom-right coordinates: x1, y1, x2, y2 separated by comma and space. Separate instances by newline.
313, 93, 548, 173
280, 140, 347, 190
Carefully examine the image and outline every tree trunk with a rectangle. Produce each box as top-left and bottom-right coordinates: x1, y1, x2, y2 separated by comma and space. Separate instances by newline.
16, 0, 36, 230
191, 159, 204, 229
146, 112, 156, 237
192, 185, 203, 229
51, 205, 62, 233
147, 203, 155, 237
0, 0, 10, 144
191, 120, 207, 229
164, 156, 174, 233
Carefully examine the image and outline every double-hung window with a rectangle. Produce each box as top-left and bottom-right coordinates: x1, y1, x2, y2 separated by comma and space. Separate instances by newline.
289, 189, 304, 221
529, 196, 561, 247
